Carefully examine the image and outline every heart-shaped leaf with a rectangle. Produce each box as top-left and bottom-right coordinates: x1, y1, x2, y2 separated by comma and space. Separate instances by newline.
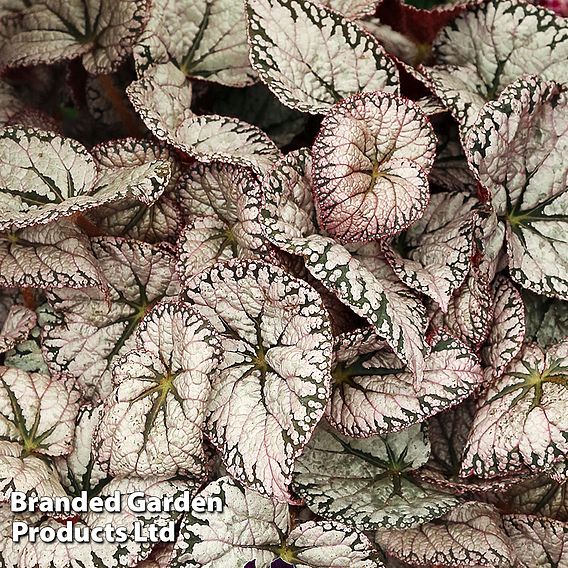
96, 301, 221, 478
327, 329, 482, 437
462, 339, 568, 477
42, 237, 179, 400
0, 0, 151, 74
0, 127, 170, 232
465, 76, 568, 300
312, 92, 436, 243
421, 0, 568, 133
245, 0, 399, 114
184, 258, 333, 502
294, 424, 458, 529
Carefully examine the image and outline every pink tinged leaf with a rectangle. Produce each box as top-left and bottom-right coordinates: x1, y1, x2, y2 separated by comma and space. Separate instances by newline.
0, 0, 152, 74
466, 76, 568, 300
127, 62, 196, 140
0, 305, 36, 353
0, 127, 171, 232
430, 267, 494, 349
172, 476, 289, 568
95, 301, 222, 478
293, 424, 459, 529
245, 0, 399, 115
42, 237, 179, 401
312, 92, 436, 243
287, 520, 383, 568
183, 259, 333, 502
376, 501, 515, 568
176, 162, 267, 283
462, 339, 568, 478
482, 276, 526, 384
0, 441, 67, 503
134, 0, 256, 87
326, 329, 483, 437
0, 368, 80, 457
420, 0, 568, 134
383, 192, 479, 311
0, 220, 107, 290
504, 515, 568, 568
261, 149, 429, 382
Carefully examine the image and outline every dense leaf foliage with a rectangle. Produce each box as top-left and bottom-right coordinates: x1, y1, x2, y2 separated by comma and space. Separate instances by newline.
0, 0, 566, 566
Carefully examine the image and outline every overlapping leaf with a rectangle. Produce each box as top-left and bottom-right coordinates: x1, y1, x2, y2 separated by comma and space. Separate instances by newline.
184, 259, 333, 502
383, 192, 479, 310
327, 329, 482, 437
294, 424, 458, 529
312, 92, 436, 243
504, 515, 568, 568
96, 301, 221, 478
317, 0, 380, 19
421, 0, 568, 133
0, 0, 151, 74
172, 476, 382, 568
89, 139, 183, 243
245, 0, 399, 114
376, 502, 514, 568
465, 76, 568, 300
0, 127, 171, 232
261, 149, 429, 381
42, 237, 179, 400
0, 441, 67, 502
462, 339, 568, 477
176, 162, 266, 282
0, 305, 35, 353
0, 367, 80, 457
54, 406, 109, 495
0, 220, 106, 290
135, 0, 255, 86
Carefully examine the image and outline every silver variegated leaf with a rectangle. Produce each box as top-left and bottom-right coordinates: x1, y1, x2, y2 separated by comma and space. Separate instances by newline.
0, 0, 151, 74
0, 220, 106, 290
377, 502, 514, 568
135, 0, 255, 86
184, 259, 333, 502
96, 301, 221, 478
431, 267, 493, 349
166, 114, 281, 175
312, 92, 436, 243
504, 515, 568, 568
0, 441, 67, 502
261, 149, 429, 382
53, 406, 109, 496
465, 76, 568, 300
316, 0, 380, 19
421, 0, 568, 133
482, 276, 526, 384
176, 162, 266, 282
127, 61, 195, 140
0, 127, 170, 232
384, 192, 479, 311
327, 329, 482, 437
89, 139, 183, 243
294, 424, 458, 529
0, 305, 35, 353
172, 476, 289, 568
286, 520, 382, 568
0, 367, 80, 457
245, 0, 399, 114
42, 237, 179, 401
462, 339, 568, 477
